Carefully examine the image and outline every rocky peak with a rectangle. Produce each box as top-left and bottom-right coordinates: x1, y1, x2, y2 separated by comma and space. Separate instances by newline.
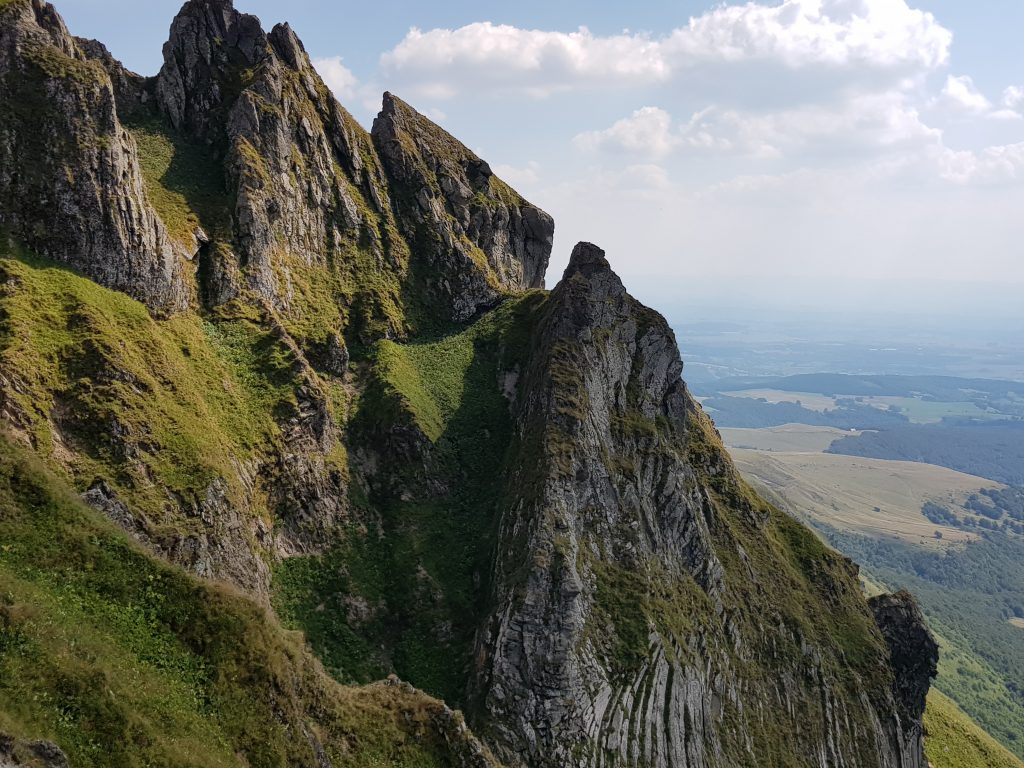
561, 240, 615, 281
267, 22, 306, 71
0, 0, 72, 54
0, 0, 192, 313
372, 91, 554, 320
547, 242, 687, 428
156, 0, 271, 141
472, 243, 935, 767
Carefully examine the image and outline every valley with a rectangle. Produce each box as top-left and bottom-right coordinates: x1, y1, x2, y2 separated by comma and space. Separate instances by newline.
709, 368, 1024, 761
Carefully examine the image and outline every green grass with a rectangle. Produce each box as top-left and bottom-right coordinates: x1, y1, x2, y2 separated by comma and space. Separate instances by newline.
273, 293, 547, 705
925, 689, 1024, 768
0, 245, 306, 532
22, 43, 105, 86
126, 115, 230, 246
0, 434, 497, 767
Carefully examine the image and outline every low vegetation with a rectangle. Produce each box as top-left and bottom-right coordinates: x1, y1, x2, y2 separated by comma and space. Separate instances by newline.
273, 292, 547, 705
126, 114, 230, 245
0, 246, 304, 530
0, 434, 492, 767
925, 689, 1024, 768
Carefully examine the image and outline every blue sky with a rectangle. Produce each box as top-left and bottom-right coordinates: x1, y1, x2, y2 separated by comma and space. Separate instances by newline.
54, 1, 1024, 320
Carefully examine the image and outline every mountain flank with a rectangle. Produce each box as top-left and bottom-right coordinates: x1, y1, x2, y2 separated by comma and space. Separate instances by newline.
0, 1, 941, 766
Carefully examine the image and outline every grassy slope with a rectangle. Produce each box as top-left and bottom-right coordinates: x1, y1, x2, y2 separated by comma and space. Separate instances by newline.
926, 689, 1024, 768
126, 114, 230, 245
0, 243, 320, 543
0, 434, 496, 767
721, 431, 1024, 760
273, 292, 546, 705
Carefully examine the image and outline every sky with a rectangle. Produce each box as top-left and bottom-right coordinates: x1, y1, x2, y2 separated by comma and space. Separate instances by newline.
54, 0, 1024, 323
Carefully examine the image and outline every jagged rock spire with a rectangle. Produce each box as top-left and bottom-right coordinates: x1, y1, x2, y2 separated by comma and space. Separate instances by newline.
562, 240, 615, 281
156, 0, 271, 140
0, 0, 191, 313
372, 90, 554, 316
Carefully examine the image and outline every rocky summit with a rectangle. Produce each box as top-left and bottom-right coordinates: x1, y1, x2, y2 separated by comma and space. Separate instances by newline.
0, 1, 937, 766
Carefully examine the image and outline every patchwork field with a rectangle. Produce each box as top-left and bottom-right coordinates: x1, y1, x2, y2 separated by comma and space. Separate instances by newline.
729, 389, 838, 411
721, 424, 858, 452
729, 449, 1000, 545
725, 388, 996, 423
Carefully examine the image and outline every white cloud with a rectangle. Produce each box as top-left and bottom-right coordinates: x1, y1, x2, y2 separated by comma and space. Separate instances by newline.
667, 0, 950, 70
939, 74, 992, 114
933, 75, 1021, 120
1003, 85, 1024, 110
938, 142, 1024, 185
378, 0, 951, 100
576, 94, 939, 162
574, 107, 679, 158
312, 56, 359, 101
343, 0, 1024, 290
380, 24, 668, 99
618, 163, 672, 192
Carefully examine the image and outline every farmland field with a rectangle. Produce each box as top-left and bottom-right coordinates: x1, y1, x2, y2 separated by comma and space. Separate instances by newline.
725, 388, 995, 423
721, 423, 858, 452
729, 449, 999, 545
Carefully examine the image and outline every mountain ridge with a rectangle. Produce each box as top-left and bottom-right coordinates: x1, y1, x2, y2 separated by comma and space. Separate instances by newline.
0, 1, 946, 766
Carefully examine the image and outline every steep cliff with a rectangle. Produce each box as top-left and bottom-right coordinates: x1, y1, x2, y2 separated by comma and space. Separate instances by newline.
0, 0, 552, 597
372, 92, 553, 321
470, 243, 935, 767
0, 1, 940, 766
0, 0, 191, 313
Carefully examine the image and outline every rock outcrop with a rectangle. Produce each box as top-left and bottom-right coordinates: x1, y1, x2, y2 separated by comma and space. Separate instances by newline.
372, 92, 554, 321
155, 0, 552, 330
870, 591, 940, 768
0, 734, 68, 768
157, 0, 401, 320
473, 242, 932, 767
0, 0, 192, 313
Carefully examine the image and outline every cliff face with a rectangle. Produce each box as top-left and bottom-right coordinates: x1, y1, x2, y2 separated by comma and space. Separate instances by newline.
0, 1, 937, 767
372, 92, 553, 321
472, 243, 936, 767
0, 0, 191, 313
0, 0, 552, 595
154, 0, 553, 330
